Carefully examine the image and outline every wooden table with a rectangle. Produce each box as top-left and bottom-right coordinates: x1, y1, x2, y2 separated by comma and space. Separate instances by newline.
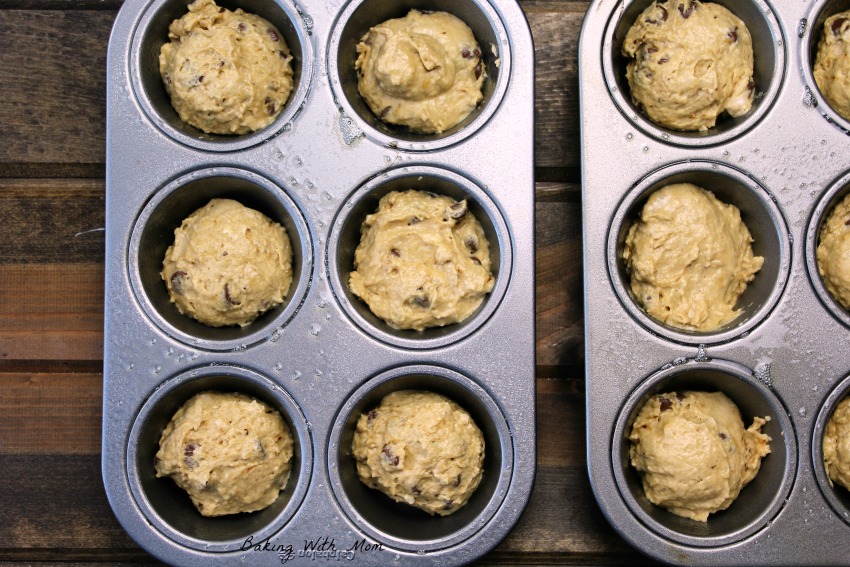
0, 1, 656, 564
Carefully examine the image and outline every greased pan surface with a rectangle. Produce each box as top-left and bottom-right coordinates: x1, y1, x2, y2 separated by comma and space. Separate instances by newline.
580, 0, 850, 563
102, 0, 536, 565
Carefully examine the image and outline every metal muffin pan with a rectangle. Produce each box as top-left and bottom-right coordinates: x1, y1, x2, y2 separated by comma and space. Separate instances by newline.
580, 0, 850, 562
102, 0, 535, 565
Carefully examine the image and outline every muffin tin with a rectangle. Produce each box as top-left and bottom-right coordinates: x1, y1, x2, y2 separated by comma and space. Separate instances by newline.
580, 0, 850, 563
102, 0, 535, 565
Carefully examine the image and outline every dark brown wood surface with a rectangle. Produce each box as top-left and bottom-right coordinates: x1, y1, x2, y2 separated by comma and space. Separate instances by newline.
0, 1, 656, 564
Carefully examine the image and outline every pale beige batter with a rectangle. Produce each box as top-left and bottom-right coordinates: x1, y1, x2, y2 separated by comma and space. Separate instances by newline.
352, 390, 485, 516
161, 198, 293, 328
349, 190, 495, 331
824, 396, 850, 491
159, 0, 294, 135
629, 390, 772, 521
622, 183, 764, 331
622, 0, 755, 131
355, 10, 486, 134
155, 391, 294, 517
817, 193, 850, 310
815, 11, 850, 122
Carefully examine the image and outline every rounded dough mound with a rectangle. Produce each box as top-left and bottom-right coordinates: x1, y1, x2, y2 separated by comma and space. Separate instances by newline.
814, 11, 850, 121
817, 193, 850, 310
161, 198, 293, 328
155, 391, 294, 517
629, 391, 771, 522
824, 396, 850, 491
349, 190, 495, 331
159, 0, 294, 135
622, 0, 755, 131
352, 390, 485, 516
622, 183, 764, 331
355, 10, 486, 134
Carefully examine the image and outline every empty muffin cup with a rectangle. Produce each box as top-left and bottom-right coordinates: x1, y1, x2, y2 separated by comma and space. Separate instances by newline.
126, 364, 312, 552
601, 0, 785, 146
607, 160, 790, 345
611, 358, 797, 547
814, 373, 850, 526
326, 165, 510, 349
327, 0, 510, 150
129, 167, 312, 351
801, 0, 850, 132
129, 0, 313, 151
327, 364, 513, 552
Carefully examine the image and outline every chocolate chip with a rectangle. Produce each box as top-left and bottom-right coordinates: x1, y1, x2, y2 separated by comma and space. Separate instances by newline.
747, 79, 755, 91
170, 271, 187, 294
447, 200, 468, 219
443, 500, 454, 510
678, 2, 695, 18
224, 284, 239, 305
464, 236, 479, 253
474, 61, 483, 80
265, 97, 277, 115
390, 248, 400, 257
676, 392, 685, 402
844, 216, 850, 226
267, 28, 280, 42
728, 27, 738, 42
658, 57, 669, 64
410, 295, 431, 308
645, 6, 668, 24
408, 216, 421, 225
184, 443, 198, 469
646, 46, 659, 54
454, 474, 462, 486
412, 486, 422, 495
832, 17, 848, 35
367, 409, 378, 421
237, 22, 246, 33
164, 73, 172, 85
659, 396, 673, 411
461, 48, 472, 59
381, 444, 399, 466
719, 432, 728, 440
470, 256, 482, 266
380, 106, 391, 118
473, 48, 481, 57
278, 49, 288, 58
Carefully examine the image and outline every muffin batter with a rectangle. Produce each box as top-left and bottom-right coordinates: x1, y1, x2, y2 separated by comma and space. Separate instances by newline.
622, 183, 764, 331
629, 390, 772, 521
817, 193, 850, 310
355, 10, 486, 134
352, 390, 485, 516
348, 189, 495, 331
824, 396, 850, 491
161, 198, 293, 328
814, 11, 850, 121
155, 391, 294, 517
159, 0, 294, 135
622, 0, 755, 131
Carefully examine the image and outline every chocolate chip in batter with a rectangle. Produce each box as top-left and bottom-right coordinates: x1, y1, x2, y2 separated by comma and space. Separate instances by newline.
474, 61, 483, 80
728, 27, 739, 42
267, 28, 280, 42
678, 2, 695, 19
381, 443, 399, 466
832, 17, 848, 35
659, 396, 673, 411
464, 236, 479, 253
410, 295, 431, 308
170, 271, 187, 294
390, 248, 401, 257
645, 6, 668, 24
224, 284, 240, 305
447, 200, 468, 219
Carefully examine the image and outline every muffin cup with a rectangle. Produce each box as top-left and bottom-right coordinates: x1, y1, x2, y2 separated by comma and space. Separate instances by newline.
611, 358, 797, 547
327, 364, 514, 552
326, 165, 511, 349
326, 0, 510, 151
806, 170, 850, 328
800, 0, 850, 133
126, 364, 313, 552
607, 160, 791, 345
129, 0, 314, 152
128, 166, 312, 351
813, 373, 850, 526
601, 0, 785, 146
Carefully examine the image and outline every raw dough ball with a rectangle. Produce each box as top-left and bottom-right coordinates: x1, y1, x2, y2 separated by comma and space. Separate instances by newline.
824, 396, 850, 491
814, 11, 850, 121
355, 10, 486, 134
155, 391, 294, 517
161, 198, 293, 328
629, 390, 772, 521
817, 193, 850, 310
622, 183, 764, 331
348, 189, 495, 331
159, 0, 294, 135
352, 390, 485, 516
622, 0, 755, 131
